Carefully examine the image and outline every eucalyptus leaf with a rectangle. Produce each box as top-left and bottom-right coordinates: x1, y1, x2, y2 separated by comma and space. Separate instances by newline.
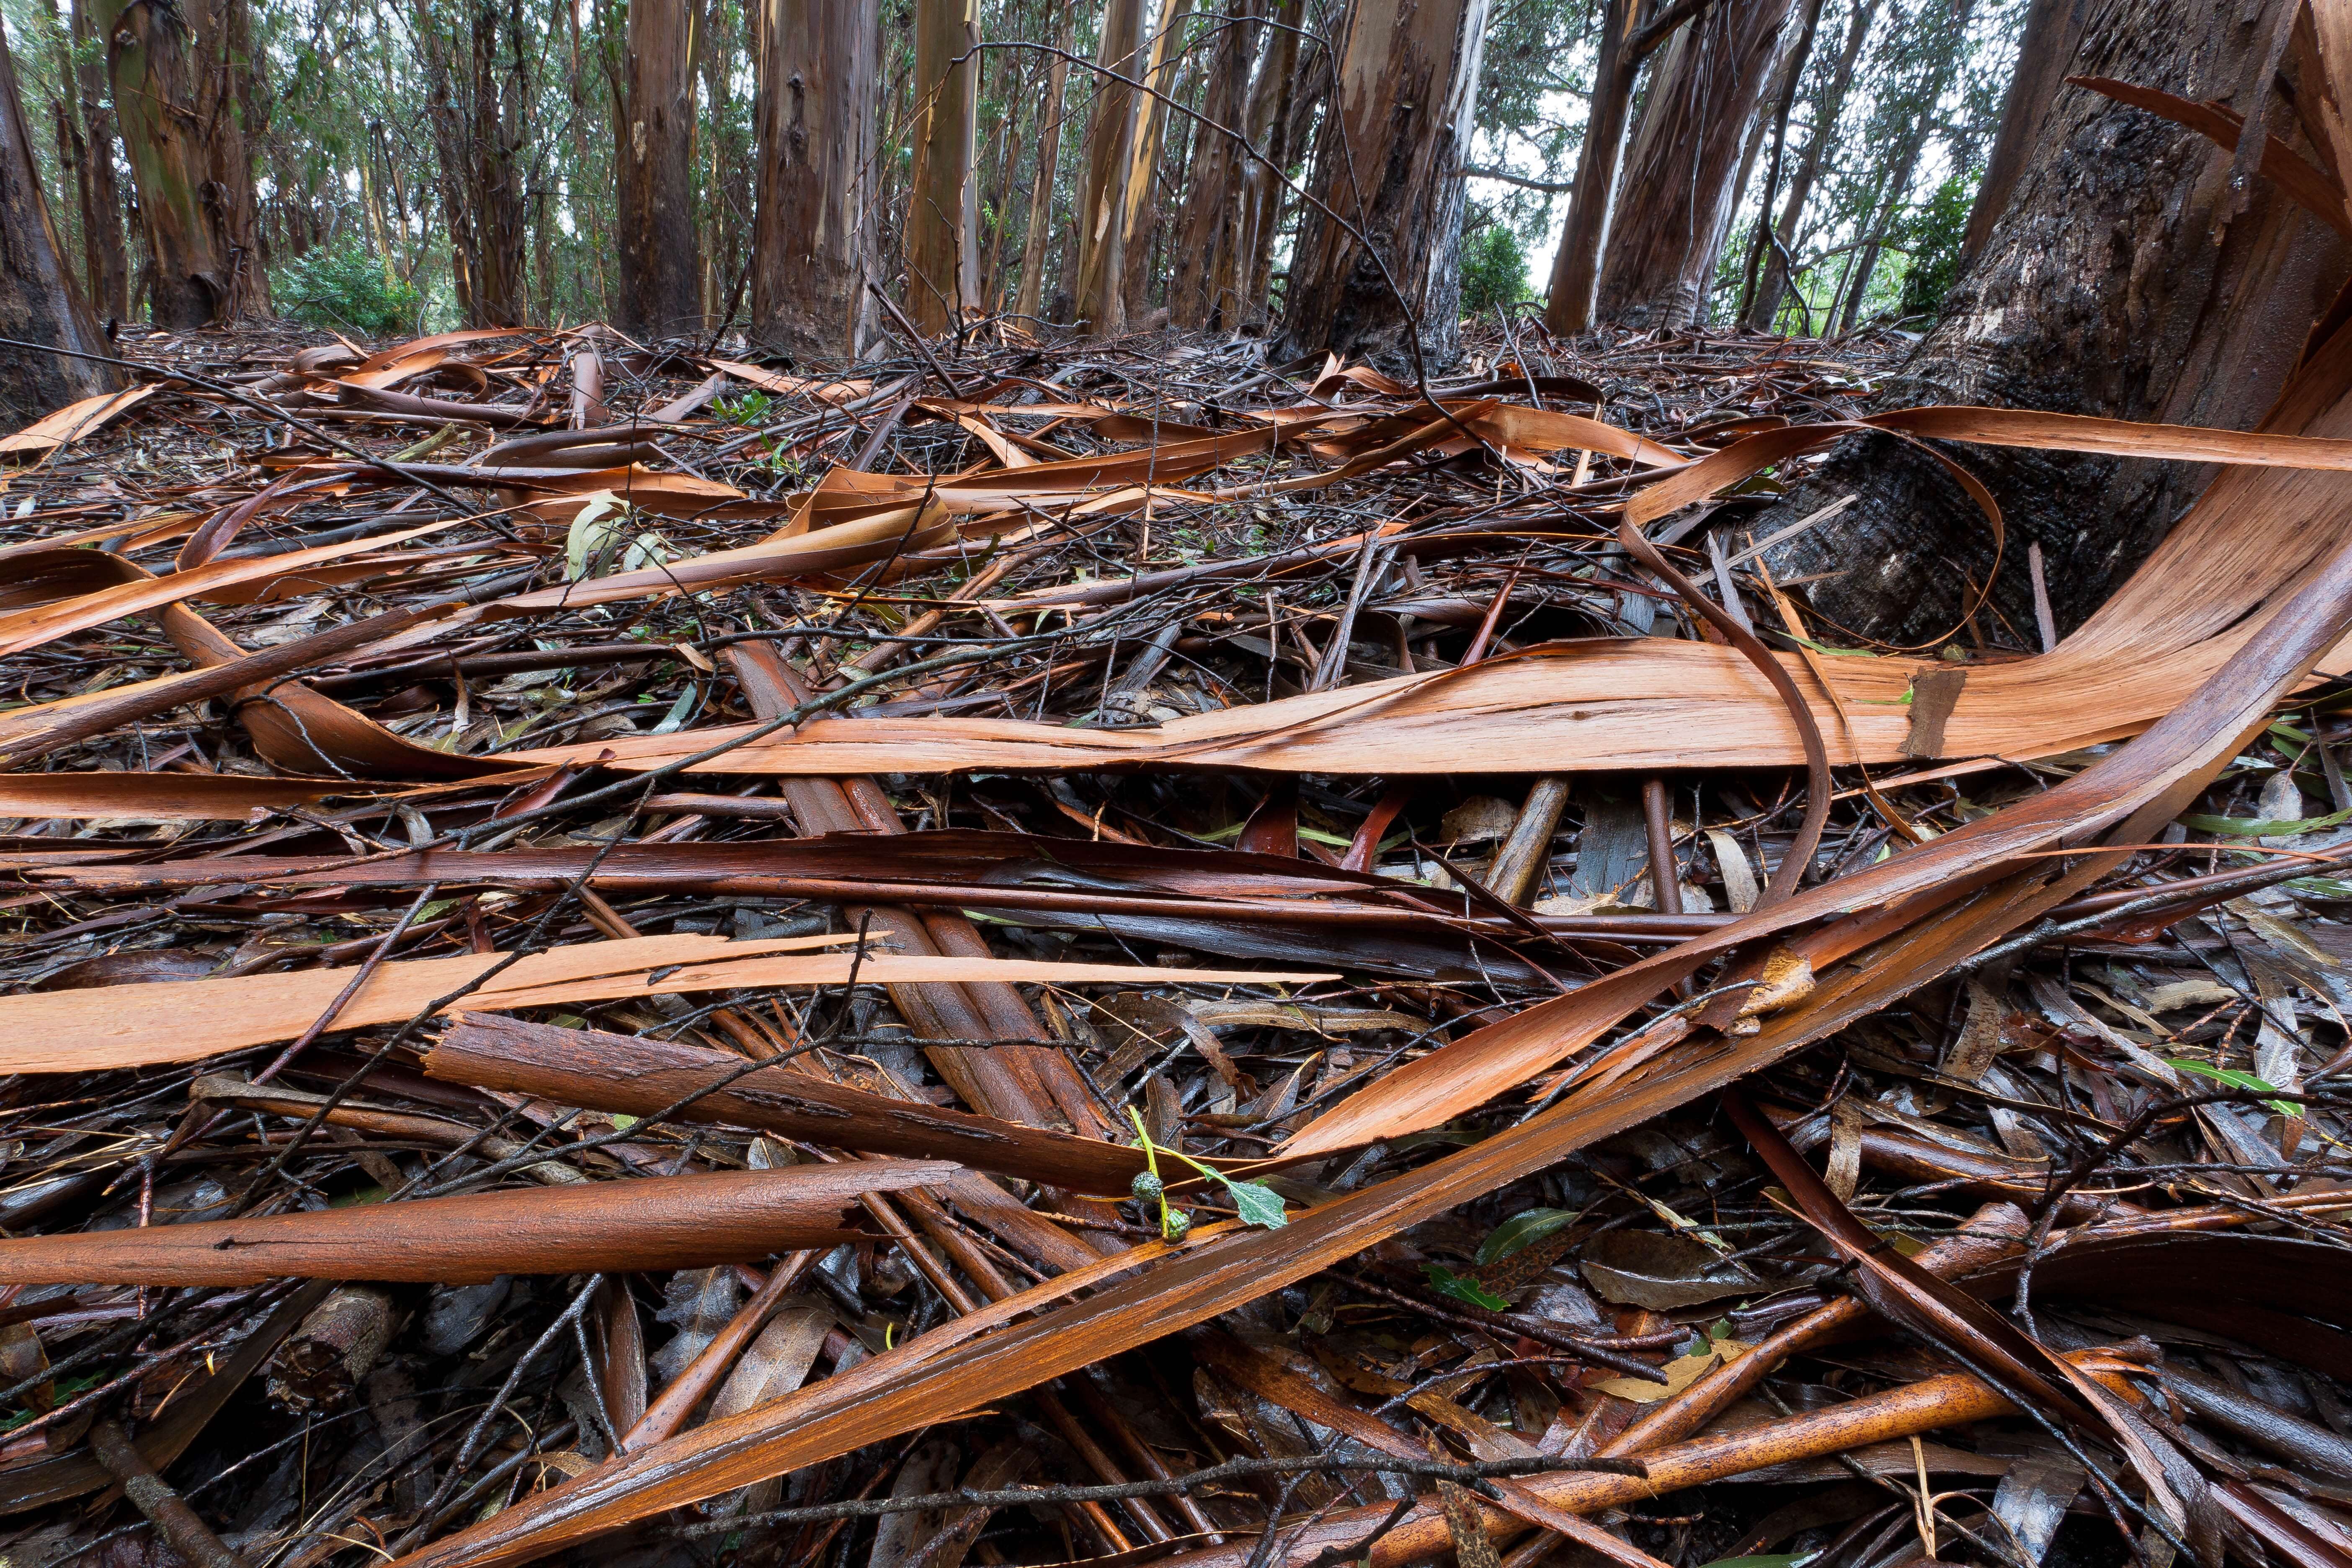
1218, 1178, 1289, 1229
1475, 1207, 1579, 1267
1422, 1264, 1508, 1312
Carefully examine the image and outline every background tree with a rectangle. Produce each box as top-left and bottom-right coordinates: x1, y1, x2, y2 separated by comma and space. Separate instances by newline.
906, 0, 980, 332
611, 0, 700, 338
1279, 0, 1488, 370
753, 0, 879, 359
1072, 0, 1145, 333
0, 14, 113, 413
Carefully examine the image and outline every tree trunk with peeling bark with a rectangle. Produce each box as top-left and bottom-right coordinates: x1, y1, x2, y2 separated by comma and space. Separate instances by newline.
96, 0, 268, 327
1749, 0, 2351, 646
752, 0, 879, 359
0, 23, 115, 418
420, 0, 531, 328
1014, 2, 1073, 325
615, 0, 703, 339
1277, 0, 1488, 373
1073, 0, 1147, 334
907, 0, 980, 333
1167, 0, 1260, 328
1594, 0, 1795, 329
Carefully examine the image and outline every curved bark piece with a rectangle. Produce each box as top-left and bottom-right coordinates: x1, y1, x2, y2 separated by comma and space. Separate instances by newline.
0, 1167, 954, 1287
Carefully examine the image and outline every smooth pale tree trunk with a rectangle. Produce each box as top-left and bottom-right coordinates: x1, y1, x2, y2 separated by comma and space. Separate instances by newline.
1751, 0, 2352, 644
1594, 0, 1795, 328
907, 0, 980, 333
1746, 0, 1876, 330
1277, 0, 1489, 371
1073, 0, 1148, 333
1167, 0, 1259, 328
95, 0, 267, 327
616, 0, 703, 338
753, 0, 879, 358
0, 23, 115, 418
1117, 0, 1194, 320
1014, 1, 1074, 324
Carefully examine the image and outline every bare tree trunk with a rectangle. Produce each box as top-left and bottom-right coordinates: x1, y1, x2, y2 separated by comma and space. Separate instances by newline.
1168, 0, 1259, 328
96, 0, 268, 327
1074, 0, 1147, 333
1731, 0, 1824, 324
1233, 0, 1305, 326
1595, 0, 1794, 329
1746, 0, 1875, 330
1754, 0, 2351, 645
906, 0, 980, 333
0, 23, 117, 418
1014, 0, 1073, 324
753, 0, 879, 359
66, 0, 126, 323
1277, 0, 1488, 371
420, 0, 532, 328
616, 0, 703, 338
1117, 0, 1194, 322
1539, 0, 1638, 337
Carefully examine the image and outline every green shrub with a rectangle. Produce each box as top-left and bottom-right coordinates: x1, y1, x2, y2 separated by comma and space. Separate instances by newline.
1460, 224, 1532, 315
273, 244, 423, 338
1893, 173, 1974, 324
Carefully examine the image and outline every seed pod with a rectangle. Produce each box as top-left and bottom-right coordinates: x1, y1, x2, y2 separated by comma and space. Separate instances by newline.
1131, 1171, 1165, 1204
1161, 1210, 1193, 1243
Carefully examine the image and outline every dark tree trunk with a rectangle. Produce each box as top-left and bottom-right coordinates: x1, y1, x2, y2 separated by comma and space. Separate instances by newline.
0, 23, 118, 418
1168, 0, 1261, 328
1751, 0, 2352, 646
1746, 0, 1876, 330
906, 0, 980, 333
1013, 0, 1072, 324
1733, 0, 1826, 326
752, 0, 879, 359
1233, 0, 1305, 326
1594, 0, 1795, 329
96, 0, 268, 327
1277, 0, 1488, 372
615, 0, 702, 338
421, 0, 531, 328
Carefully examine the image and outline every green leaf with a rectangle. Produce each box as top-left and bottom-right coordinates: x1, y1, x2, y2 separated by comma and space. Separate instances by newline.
1217, 1177, 1289, 1229
2162, 1057, 2298, 1117
1475, 1207, 1580, 1267
1422, 1264, 1509, 1312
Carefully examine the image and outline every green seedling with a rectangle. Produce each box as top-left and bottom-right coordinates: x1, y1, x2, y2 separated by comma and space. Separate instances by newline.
1127, 1106, 1287, 1242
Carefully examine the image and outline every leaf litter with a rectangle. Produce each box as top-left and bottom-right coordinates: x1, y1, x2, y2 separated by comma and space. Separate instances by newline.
3, 168, 2352, 1568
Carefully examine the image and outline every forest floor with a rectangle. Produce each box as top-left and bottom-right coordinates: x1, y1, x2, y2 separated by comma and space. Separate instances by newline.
0, 316, 2341, 1568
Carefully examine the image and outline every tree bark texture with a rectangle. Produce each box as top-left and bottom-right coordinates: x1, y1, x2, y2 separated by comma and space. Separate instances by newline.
0, 22, 117, 418
1235, 0, 1307, 325
616, 0, 703, 339
1117, 0, 1195, 320
1168, 0, 1261, 328
1594, 0, 1795, 330
753, 0, 879, 359
1540, 0, 1637, 336
1014, 1, 1074, 324
58, 0, 127, 323
420, 0, 531, 328
1732, 0, 1825, 326
97, 0, 269, 327
1751, 0, 2352, 647
1073, 0, 1147, 333
1278, 0, 1489, 372
907, 0, 981, 333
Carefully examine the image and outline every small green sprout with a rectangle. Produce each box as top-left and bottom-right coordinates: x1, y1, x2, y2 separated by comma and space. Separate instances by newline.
1127, 1106, 1288, 1242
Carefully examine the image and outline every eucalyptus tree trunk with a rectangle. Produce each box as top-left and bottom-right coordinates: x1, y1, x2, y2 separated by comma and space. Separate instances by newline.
1731, 0, 1826, 325
0, 23, 117, 417
1233, 0, 1305, 325
1014, 1, 1073, 324
420, 0, 531, 328
1751, 0, 2352, 645
1277, 0, 1488, 372
55, 0, 126, 323
1594, 0, 1795, 328
615, 0, 702, 338
1829, 0, 1977, 331
1745, 0, 1877, 330
1117, 0, 1194, 320
753, 0, 880, 358
95, 0, 268, 327
1539, 0, 1636, 337
907, 0, 981, 333
1167, 0, 1260, 328
1073, 0, 1147, 333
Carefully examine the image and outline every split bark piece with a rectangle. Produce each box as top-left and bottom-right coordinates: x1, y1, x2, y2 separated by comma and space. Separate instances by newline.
0, 1166, 954, 1286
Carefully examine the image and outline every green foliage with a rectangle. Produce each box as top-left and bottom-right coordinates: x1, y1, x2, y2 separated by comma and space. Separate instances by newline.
1460, 224, 1531, 315
1421, 1264, 1510, 1312
1475, 1207, 1580, 1266
1893, 172, 1973, 323
272, 243, 422, 337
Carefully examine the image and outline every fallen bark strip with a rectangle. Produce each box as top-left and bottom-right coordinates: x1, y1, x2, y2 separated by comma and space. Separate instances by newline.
0, 1166, 954, 1286
428, 1015, 1182, 1194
